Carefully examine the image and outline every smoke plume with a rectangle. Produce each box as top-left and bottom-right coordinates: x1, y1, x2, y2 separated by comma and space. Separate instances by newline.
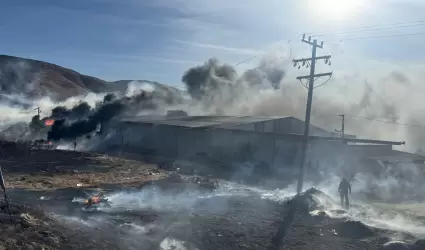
46, 85, 184, 141
1, 53, 425, 153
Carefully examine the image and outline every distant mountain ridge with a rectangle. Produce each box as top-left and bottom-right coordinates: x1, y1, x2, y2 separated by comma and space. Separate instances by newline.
0, 55, 180, 102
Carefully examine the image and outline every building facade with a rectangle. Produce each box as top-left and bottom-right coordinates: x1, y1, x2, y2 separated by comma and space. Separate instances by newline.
99, 114, 411, 174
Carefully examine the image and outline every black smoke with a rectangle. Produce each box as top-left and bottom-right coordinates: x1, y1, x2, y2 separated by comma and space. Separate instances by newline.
46, 88, 183, 141
45, 57, 285, 140
51, 102, 91, 120
48, 101, 124, 141
182, 58, 285, 104
103, 93, 116, 103
182, 58, 237, 100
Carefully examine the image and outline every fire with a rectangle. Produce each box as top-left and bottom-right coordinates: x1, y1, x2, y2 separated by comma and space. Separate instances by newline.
92, 196, 101, 203
84, 195, 102, 205
45, 119, 55, 126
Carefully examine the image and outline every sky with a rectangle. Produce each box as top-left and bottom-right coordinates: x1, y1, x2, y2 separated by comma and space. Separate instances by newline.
1, 0, 425, 85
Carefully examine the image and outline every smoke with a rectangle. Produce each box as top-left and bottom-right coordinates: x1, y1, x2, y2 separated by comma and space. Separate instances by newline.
180, 57, 425, 153
48, 100, 125, 141
51, 102, 91, 120
243, 54, 285, 89
0, 59, 41, 99
181, 56, 286, 115
1, 52, 425, 152
125, 80, 156, 97
46, 84, 185, 141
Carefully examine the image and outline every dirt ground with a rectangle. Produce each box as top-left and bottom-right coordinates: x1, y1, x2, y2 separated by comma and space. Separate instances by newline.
0, 141, 424, 250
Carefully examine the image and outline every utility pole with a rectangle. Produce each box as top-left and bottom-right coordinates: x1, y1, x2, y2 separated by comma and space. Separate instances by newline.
34, 107, 41, 117
293, 35, 332, 195
335, 114, 345, 139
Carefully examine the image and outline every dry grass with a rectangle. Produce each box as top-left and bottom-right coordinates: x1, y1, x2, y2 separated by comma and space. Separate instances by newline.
0, 143, 168, 190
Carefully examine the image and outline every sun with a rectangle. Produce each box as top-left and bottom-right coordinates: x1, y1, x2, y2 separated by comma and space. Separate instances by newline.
309, 0, 368, 21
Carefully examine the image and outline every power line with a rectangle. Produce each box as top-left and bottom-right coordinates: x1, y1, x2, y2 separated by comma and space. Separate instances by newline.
347, 115, 425, 129
234, 20, 425, 67
233, 41, 289, 66
341, 31, 425, 41
313, 73, 333, 89
305, 19, 425, 36
311, 23, 425, 37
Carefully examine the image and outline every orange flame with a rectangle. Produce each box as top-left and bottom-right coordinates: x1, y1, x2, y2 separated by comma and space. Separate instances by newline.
45, 119, 55, 126
84, 196, 102, 205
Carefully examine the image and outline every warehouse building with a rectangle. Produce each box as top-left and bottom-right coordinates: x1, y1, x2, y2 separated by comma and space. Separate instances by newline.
99, 111, 416, 174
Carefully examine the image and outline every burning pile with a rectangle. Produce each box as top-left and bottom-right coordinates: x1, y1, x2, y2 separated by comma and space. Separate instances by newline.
44, 119, 54, 126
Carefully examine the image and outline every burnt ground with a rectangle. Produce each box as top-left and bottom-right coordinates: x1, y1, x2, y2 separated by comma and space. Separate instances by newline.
0, 141, 424, 250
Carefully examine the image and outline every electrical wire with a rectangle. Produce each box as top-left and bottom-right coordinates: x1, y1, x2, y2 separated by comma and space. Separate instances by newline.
311, 23, 425, 37
233, 41, 289, 66
298, 79, 308, 89
340, 31, 425, 41
305, 19, 425, 36
234, 21, 425, 66
347, 115, 425, 129
313, 31, 425, 46
314, 73, 333, 89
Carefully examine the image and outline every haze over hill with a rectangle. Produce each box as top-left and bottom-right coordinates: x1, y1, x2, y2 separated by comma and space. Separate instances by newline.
0, 55, 182, 103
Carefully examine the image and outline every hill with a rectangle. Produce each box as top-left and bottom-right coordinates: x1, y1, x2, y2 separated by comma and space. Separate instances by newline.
106, 79, 185, 97
0, 55, 108, 101
0, 55, 184, 103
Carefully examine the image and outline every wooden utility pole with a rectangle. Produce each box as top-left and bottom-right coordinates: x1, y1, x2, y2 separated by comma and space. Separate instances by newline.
293, 35, 332, 195
335, 114, 345, 138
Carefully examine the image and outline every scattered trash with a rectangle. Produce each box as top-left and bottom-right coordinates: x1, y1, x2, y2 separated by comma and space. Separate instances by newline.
330, 229, 338, 236
21, 213, 39, 227
76, 183, 83, 187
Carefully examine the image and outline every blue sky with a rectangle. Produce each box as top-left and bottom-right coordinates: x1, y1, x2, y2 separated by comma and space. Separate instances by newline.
1, 0, 425, 85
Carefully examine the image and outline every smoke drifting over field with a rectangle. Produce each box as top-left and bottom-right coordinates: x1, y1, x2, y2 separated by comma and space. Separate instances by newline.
0, 54, 425, 152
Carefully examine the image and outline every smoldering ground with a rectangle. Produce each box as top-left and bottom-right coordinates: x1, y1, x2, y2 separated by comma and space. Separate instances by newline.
48, 177, 425, 250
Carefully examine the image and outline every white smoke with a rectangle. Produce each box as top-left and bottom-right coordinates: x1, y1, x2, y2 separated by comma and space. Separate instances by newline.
125, 80, 155, 97
159, 238, 191, 250
2, 54, 425, 153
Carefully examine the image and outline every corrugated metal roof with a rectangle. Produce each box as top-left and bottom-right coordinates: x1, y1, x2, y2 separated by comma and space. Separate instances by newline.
118, 115, 291, 128
115, 116, 404, 145
366, 150, 425, 162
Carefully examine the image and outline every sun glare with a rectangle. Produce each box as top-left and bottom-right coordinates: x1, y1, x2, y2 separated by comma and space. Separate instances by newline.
309, 0, 368, 21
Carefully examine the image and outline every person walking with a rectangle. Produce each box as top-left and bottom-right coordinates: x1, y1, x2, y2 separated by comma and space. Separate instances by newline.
338, 178, 351, 209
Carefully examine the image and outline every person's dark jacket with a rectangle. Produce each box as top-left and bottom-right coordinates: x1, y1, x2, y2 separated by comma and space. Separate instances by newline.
338, 179, 351, 194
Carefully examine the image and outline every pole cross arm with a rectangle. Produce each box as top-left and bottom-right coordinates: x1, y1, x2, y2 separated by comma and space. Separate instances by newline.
296, 72, 332, 80
293, 55, 331, 63
302, 39, 324, 48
